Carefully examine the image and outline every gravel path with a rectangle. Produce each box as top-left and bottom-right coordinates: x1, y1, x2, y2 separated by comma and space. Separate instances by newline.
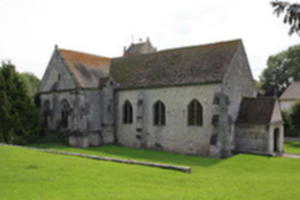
281, 153, 300, 159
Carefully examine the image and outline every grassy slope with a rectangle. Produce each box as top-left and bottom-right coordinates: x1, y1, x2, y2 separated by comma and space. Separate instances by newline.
285, 141, 300, 154
1, 144, 300, 200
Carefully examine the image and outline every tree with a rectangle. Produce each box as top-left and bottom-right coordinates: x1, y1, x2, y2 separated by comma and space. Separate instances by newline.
19, 72, 40, 98
0, 62, 40, 144
0, 72, 12, 143
258, 44, 300, 96
271, 1, 300, 36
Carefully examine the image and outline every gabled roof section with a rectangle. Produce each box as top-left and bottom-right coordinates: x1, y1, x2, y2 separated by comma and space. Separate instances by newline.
280, 81, 300, 100
58, 49, 111, 88
237, 97, 276, 125
111, 39, 241, 89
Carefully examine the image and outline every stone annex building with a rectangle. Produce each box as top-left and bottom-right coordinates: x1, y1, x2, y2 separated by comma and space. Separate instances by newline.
38, 39, 284, 158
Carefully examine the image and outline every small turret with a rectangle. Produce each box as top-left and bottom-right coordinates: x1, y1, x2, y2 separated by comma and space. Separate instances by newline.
123, 37, 156, 57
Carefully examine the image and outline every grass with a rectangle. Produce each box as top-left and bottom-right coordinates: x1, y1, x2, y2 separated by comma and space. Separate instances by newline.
285, 141, 300, 154
1, 143, 300, 200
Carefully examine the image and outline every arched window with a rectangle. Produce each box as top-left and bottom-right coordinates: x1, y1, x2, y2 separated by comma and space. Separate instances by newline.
43, 100, 51, 128
61, 99, 71, 128
188, 99, 203, 126
153, 100, 166, 126
123, 100, 133, 124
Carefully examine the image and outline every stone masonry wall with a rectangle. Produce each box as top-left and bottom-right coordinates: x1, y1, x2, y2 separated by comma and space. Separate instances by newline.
235, 124, 270, 153
219, 42, 257, 157
39, 50, 76, 92
39, 50, 104, 147
116, 83, 220, 156
39, 89, 103, 147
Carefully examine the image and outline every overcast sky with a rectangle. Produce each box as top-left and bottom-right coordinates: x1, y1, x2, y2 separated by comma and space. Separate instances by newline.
0, 0, 299, 80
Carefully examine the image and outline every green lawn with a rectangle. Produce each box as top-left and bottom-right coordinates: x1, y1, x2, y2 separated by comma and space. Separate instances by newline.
285, 141, 300, 154
1, 144, 300, 200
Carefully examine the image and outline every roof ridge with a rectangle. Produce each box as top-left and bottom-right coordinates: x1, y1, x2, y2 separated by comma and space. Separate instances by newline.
113, 39, 241, 60
158, 39, 241, 53
58, 48, 110, 60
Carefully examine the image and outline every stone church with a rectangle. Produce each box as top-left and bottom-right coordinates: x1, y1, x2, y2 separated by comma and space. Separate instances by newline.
38, 38, 284, 158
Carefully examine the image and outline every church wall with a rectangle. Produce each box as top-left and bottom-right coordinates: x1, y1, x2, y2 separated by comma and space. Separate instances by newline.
268, 101, 284, 153
39, 51, 76, 93
116, 83, 220, 156
219, 43, 257, 157
100, 83, 115, 144
268, 124, 284, 154
222, 44, 257, 122
235, 101, 284, 155
235, 123, 284, 155
82, 90, 102, 131
271, 100, 283, 123
235, 124, 270, 154
39, 91, 81, 132
39, 89, 103, 147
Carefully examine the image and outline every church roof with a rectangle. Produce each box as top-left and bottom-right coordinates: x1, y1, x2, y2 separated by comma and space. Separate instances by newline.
54, 39, 243, 89
236, 97, 276, 125
58, 49, 110, 88
280, 81, 300, 100
111, 39, 241, 89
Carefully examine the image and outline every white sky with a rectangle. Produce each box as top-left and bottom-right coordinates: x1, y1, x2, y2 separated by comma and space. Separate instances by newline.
0, 0, 299, 80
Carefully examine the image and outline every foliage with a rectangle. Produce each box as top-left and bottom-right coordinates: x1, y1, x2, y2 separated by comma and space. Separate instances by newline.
283, 101, 300, 137
271, 1, 300, 36
19, 72, 40, 98
258, 44, 300, 96
0, 62, 40, 144
285, 141, 300, 154
282, 110, 298, 137
289, 100, 300, 135
2, 144, 300, 199
33, 132, 68, 144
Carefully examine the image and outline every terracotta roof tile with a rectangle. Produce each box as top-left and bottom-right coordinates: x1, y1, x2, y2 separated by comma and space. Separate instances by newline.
111, 39, 241, 89
237, 97, 276, 124
280, 81, 300, 100
58, 49, 110, 88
